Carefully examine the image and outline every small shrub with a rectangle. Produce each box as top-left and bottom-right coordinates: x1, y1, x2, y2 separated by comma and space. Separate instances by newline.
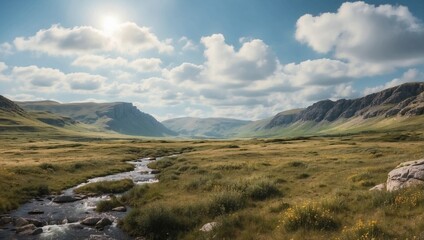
281, 203, 340, 231
287, 161, 308, 168
96, 195, 122, 212
297, 173, 310, 179
121, 184, 154, 206
122, 206, 189, 240
74, 179, 134, 195
208, 191, 247, 216
39, 163, 57, 171
246, 180, 281, 200
342, 219, 386, 239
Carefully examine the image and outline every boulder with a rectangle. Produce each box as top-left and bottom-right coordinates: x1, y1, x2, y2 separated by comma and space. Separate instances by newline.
112, 206, 127, 212
199, 222, 219, 232
81, 217, 102, 226
387, 159, 424, 191
89, 235, 115, 240
25, 218, 45, 227
53, 195, 80, 203
95, 218, 113, 230
28, 209, 44, 215
14, 217, 29, 227
31, 228, 43, 235
0, 216, 12, 225
16, 224, 36, 233
369, 183, 385, 191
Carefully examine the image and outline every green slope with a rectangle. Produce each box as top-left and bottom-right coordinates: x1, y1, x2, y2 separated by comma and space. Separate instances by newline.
162, 117, 251, 138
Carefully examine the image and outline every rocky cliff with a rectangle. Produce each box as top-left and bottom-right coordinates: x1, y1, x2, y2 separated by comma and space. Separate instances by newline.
266, 82, 424, 128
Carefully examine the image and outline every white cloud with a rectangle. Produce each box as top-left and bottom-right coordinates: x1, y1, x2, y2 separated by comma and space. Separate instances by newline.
0, 62, 7, 73
14, 22, 173, 56
0, 62, 9, 81
130, 58, 162, 72
296, 2, 424, 69
363, 69, 424, 95
179, 37, 197, 51
72, 55, 162, 72
164, 62, 204, 83
9, 65, 107, 92
201, 34, 278, 85
0, 43, 13, 55
113, 22, 173, 54
12, 65, 65, 88
66, 72, 106, 90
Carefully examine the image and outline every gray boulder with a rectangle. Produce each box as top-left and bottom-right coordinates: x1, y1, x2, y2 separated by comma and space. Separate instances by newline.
387, 159, 424, 191
0, 215, 12, 225
53, 195, 80, 203
95, 218, 113, 230
199, 222, 219, 232
112, 206, 127, 212
14, 217, 29, 227
16, 224, 36, 233
81, 217, 102, 226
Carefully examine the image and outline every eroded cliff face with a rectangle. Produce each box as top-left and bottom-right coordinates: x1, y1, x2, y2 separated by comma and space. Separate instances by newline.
0, 95, 26, 115
266, 82, 424, 128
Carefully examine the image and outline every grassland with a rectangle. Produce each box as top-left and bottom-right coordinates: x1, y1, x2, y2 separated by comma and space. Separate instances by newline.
1, 127, 424, 239
119, 130, 424, 239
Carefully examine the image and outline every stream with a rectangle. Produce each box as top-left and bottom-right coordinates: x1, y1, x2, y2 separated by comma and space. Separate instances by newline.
0, 156, 168, 240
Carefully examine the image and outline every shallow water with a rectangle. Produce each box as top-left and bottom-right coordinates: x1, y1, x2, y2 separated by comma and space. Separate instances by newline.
0, 157, 165, 240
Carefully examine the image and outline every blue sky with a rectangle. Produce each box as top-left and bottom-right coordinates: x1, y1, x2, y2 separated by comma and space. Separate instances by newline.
0, 0, 424, 120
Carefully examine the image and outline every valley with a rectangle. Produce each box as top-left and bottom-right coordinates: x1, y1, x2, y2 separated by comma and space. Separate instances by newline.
0, 83, 423, 239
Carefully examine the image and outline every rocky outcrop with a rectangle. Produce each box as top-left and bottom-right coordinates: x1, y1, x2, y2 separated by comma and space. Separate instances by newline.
0, 95, 26, 115
266, 82, 424, 128
386, 159, 424, 191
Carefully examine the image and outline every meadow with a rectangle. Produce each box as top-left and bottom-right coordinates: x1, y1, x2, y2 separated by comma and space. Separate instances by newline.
0, 129, 424, 239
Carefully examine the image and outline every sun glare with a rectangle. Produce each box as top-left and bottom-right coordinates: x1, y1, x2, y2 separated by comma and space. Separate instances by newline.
102, 15, 120, 34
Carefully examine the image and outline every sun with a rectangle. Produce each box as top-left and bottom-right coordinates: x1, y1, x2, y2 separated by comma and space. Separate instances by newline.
102, 15, 120, 35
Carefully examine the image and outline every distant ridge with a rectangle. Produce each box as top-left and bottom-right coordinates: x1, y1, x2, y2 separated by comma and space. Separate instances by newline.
18, 101, 176, 137
162, 117, 251, 138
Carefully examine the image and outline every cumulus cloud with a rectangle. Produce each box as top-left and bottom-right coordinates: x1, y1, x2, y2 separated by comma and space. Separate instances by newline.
9, 65, 107, 92
72, 55, 162, 72
14, 22, 173, 56
66, 72, 106, 90
0, 43, 13, 55
12, 65, 65, 88
179, 37, 197, 51
296, 1, 424, 69
164, 62, 204, 83
363, 69, 424, 95
201, 34, 278, 85
0, 62, 8, 81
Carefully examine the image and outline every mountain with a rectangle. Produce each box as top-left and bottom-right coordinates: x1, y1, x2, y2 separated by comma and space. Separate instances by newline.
162, 117, 251, 138
235, 82, 424, 137
18, 101, 175, 137
0, 95, 74, 134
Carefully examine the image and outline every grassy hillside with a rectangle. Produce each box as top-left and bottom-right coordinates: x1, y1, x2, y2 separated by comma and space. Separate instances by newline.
18, 101, 175, 137
162, 117, 251, 138
235, 115, 424, 138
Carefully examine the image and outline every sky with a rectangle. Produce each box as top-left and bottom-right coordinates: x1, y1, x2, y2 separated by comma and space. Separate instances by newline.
0, 0, 424, 121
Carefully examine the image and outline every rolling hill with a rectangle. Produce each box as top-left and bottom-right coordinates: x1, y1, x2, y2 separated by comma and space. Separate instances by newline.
162, 117, 251, 138
18, 101, 175, 137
